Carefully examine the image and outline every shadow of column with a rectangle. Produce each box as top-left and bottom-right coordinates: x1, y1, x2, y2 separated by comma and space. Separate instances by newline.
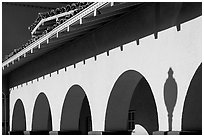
164, 68, 178, 131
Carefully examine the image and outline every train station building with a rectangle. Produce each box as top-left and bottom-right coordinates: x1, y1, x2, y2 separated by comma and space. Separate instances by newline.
2, 2, 202, 135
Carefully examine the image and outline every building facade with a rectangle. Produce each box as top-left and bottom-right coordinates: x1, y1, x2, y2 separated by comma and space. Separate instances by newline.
2, 2, 202, 135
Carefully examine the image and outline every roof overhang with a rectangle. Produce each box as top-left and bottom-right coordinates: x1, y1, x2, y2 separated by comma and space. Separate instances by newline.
2, 2, 143, 75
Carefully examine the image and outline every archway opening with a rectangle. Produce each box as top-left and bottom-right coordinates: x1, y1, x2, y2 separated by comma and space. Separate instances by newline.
60, 85, 92, 135
105, 70, 158, 135
182, 64, 202, 134
31, 92, 52, 135
10, 99, 26, 135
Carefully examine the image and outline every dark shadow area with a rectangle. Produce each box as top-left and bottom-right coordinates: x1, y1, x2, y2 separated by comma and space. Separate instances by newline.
60, 85, 92, 135
164, 68, 178, 131
7, 2, 202, 88
10, 99, 26, 134
2, 88, 10, 135
31, 92, 52, 135
79, 97, 92, 134
129, 77, 158, 135
182, 63, 202, 134
105, 70, 158, 134
9, 131, 25, 135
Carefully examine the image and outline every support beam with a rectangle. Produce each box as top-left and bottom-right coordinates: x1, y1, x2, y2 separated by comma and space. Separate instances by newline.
176, 24, 181, 31
94, 9, 97, 16
107, 50, 109, 56
136, 39, 139, 45
38, 44, 41, 49
120, 45, 123, 51
67, 26, 70, 32
154, 32, 158, 39
80, 18, 83, 24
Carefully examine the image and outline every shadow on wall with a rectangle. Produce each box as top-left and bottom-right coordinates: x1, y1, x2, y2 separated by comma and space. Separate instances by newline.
105, 70, 158, 135
60, 85, 92, 135
163, 68, 178, 131
31, 92, 52, 135
10, 99, 26, 135
182, 63, 202, 134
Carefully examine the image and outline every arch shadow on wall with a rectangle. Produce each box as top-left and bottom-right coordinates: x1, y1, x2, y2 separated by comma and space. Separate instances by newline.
104, 70, 158, 135
60, 85, 92, 135
31, 92, 52, 135
10, 99, 26, 135
181, 63, 202, 134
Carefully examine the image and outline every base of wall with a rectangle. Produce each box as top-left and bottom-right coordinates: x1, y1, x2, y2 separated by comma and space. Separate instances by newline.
102, 131, 132, 135
153, 131, 202, 135
179, 131, 202, 135
9, 130, 202, 135
24, 131, 30, 135
88, 131, 103, 135
153, 131, 168, 135
49, 131, 58, 135
9, 131, 24, 135
88, 130, 132, 135
58, 130, 81, 135
30, 131, 50, 135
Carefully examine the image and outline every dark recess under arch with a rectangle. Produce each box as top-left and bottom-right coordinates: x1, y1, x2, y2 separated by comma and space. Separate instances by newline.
182, 63, 202, 134
10, 99, 26, 135
105, 70, 158, 135
60, 85, 92, 135
31, 92, 52, 135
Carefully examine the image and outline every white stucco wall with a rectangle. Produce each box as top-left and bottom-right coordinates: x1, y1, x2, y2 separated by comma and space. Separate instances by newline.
10, 16, 202, 132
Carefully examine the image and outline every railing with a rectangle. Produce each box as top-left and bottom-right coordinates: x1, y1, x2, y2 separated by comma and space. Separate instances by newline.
2, 2, 110, 70
31, 9, 78, 35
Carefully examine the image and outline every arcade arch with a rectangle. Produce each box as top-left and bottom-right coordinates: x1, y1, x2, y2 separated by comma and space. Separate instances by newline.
60, 85, 92, 135
105, 70, 158, 134
31, 92, 52, 134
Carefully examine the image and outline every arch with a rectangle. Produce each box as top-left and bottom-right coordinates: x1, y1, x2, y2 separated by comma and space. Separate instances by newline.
182, 63, 202, 132
105, 70, 158, 134
32, 92, 52, 133
60, 85, 92, 135
11, 99, 26, 132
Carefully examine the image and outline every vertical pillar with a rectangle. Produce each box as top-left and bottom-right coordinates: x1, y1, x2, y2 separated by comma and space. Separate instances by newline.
2, 75, 10, 135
